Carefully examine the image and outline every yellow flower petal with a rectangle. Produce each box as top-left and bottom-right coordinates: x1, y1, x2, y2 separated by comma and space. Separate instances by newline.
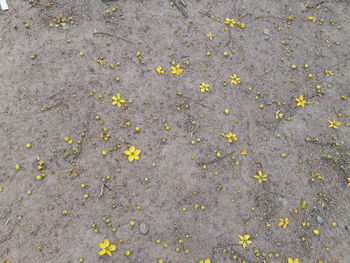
134, 149, 141, 155
133, 155, 140, 160
106, 249, 112, 256
124, 150, 131, 156
99, 249, 106, 255
129, 146, 135, 152
108, 244, 117, 251
112, 96, 117, 101
103, 239, 110, 247
99, 242, 106, 249
128, 155, 134, 162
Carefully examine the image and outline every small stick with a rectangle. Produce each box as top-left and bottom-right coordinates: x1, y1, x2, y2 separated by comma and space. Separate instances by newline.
170, 0, 188, 18
5, 218, 10, 225
203, 150, 235, 165
93, 32, 133, 44
198, 11, 211, 18
100, 184, 105, 197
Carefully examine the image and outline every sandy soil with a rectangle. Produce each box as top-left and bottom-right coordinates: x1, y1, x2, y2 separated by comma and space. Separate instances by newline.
0, 0, 350, 262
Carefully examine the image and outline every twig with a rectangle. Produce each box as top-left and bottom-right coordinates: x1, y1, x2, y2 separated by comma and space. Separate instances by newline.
198, 11, 211, 18
170, 0, 188, 18
203, 150, 235, 165
225, 29, 232, 47
0, 230, 12, 244
182, 95, 215, 110
93, 32, 133, 44
100, 184, 105, 197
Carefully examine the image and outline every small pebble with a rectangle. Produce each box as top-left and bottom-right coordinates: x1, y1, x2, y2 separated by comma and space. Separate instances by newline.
316, 215, 323, 224
139, 222, 148, 234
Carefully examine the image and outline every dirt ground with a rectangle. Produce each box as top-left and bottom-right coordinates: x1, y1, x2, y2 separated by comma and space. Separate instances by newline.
0, 0, 350, 262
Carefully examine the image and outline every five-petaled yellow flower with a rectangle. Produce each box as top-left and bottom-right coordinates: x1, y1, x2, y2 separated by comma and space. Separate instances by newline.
278, 218, 289, 229
199, 259, 211, 263
99, 239, 117, 256
238, 234, 252, 249
112, 93, 126, 108
124, 145, 142, 162
328, 119, 342, 129
295, 95, 307, 107
224, 18, 236, 27
230, 74, 240, 84
156, 66, 165, 74
287, 258, 299, 263
171, 64, 183, 75
206, 32, 214, 40
220, 132, 238, 143
253, 170, 268, 183
199, 82, 210, 93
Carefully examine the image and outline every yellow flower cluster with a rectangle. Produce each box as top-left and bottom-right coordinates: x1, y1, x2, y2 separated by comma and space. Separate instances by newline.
278, 218, 289, 229
230, 74, 240, 84
124, 145, 142, 161
224, 18, 245, 29
99, 239, 117, 256
112, 93, 126, 108
156, 66, 165, 74
220, 132, 238, 143
199, 82, 210, 93
171, 64, 183, 75
295, 95, 307, 107
253, 170, 268, 183
328, 119, 341, 129
238, 234, 252, 249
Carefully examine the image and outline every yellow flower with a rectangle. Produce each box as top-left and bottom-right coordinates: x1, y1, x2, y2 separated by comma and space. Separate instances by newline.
308, 16, 317, 22
295, 95, 307, 107
324, 70, 333, 77
124, 145, 142, 162
238, 234, 252, 249
287, 258, 299, 263
224, 18, 236, 27
328, 119, 342, 129
97, 58, 106, 65
236, 22, 245, 29
230, 74, 240, 84
206, 32, 214, 40
276, 110, 284, 119
199, 259, 211, 263
346, 177, 350, 187
253, 170, 268, 183
220, 132, 238, 143
99, 239, 117, 256
199, 82, 210, 93
171, 64, 183, 75
112, 93, 126, 107
278, 218, 289, 229
156, 66, 165, 74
